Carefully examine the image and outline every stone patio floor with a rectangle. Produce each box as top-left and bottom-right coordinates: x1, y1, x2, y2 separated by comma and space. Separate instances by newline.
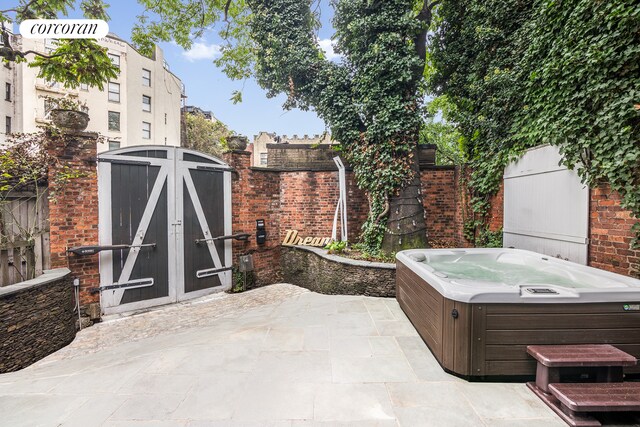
0, 284, 566, 426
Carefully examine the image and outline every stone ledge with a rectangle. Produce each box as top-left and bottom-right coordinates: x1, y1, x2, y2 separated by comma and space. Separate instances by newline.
0, 268, 71, 298
283, 245, 395, 270
281, 246, 396, 297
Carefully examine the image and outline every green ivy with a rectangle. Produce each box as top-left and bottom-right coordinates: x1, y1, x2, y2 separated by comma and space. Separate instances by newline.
247, 0, 430, 254
431, 0, 640, 247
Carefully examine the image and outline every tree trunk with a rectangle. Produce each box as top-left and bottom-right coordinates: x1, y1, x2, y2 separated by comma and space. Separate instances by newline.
381, 151, 428, 253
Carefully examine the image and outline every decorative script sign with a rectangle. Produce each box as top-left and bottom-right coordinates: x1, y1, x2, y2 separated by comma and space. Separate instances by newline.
282, 230, 332, 247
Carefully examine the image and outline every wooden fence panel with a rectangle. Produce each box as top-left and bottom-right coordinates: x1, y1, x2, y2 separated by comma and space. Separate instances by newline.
0, 189, 50, 286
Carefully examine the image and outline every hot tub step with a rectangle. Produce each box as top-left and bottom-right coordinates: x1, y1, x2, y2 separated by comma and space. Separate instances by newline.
527, 344, 638, 368
527, 344, 637, 394
526, 382, 601, 427
549, 382, 640, 412
544, 382, 640, 427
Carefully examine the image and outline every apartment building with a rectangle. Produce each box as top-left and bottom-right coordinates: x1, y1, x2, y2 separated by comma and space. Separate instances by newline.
0, 33, 18, 146
1, 32, 184, 152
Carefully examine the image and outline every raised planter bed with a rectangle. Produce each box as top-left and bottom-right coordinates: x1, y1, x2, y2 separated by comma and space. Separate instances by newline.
281, 245, 396, 297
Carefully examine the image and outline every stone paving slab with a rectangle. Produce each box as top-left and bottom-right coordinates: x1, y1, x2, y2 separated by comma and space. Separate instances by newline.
0, 284, 565, 426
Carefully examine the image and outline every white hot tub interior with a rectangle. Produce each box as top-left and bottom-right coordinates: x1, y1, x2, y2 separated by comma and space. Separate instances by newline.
411, 250, 632, 290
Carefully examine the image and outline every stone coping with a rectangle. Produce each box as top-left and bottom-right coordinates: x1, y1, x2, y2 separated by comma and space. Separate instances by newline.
282, 245, 396, 270
0, 268, 71, 298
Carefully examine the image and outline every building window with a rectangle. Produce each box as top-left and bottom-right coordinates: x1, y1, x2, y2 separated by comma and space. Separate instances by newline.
79, 83, 89, 91
44, 98, 56, 116
142, 121, 151, 139
108, 140, 120, 150
108, 82, 120, 102
108, 53, 120, 68
142, 69, 151, 87
108, 111, 120, 131
44, 38, 57, 53
5, 83, 10, 101
5, 116, 11, 134
164, 113, 167, 125
260, 153, 268, 166
142, 95, 151, 112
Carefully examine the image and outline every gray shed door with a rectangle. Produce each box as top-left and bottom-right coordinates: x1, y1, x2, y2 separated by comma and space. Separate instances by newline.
98, 147, 232, 315
503, 145, 589, 264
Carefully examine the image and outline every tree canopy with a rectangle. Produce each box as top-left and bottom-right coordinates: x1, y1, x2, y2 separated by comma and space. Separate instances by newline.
431, 0, 640, 245
183, 113, 233, 157
0, 1, 118, 90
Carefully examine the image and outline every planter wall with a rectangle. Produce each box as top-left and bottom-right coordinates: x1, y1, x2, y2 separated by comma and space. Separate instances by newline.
281, 246, 396, 297
0, 268, 76, 373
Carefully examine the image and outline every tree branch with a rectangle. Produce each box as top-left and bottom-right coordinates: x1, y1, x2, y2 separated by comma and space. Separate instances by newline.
0, 0, 40, 15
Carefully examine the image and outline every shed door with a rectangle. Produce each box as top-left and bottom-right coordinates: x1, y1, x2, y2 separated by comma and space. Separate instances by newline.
98, 147, 232, 314
503, 145, 589, 264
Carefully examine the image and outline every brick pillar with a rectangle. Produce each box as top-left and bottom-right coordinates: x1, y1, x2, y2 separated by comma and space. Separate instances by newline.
47, 132, 100, 306
223, 150, 283, 286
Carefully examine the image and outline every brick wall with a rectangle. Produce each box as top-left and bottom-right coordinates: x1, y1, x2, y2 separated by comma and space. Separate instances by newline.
420, 167, 460, 244
589, 183, 640, 278
278, 171, 368, 242
47, 132, 100, 306
488, 182, 504, 232
223, 151, 283, 286
228, 151, 463, 256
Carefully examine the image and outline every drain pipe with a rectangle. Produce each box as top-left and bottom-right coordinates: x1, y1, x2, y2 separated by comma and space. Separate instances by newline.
73, 278, 82, 330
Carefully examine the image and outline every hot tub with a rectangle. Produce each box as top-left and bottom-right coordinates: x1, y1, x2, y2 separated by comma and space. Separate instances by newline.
396, 248, 640, 379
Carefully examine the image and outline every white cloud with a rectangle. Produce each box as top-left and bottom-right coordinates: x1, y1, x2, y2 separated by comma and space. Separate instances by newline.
318, 38, 342, 62
182, 42, 222, 62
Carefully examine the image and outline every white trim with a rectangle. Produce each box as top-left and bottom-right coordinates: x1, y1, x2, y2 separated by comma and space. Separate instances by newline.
97, 161, 113, 312
223, 170, 232, 287
166, 148, 178, 304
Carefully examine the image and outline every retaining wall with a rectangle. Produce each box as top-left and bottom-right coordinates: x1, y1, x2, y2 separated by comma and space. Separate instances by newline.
0, 268, 76, 373
281, 246, 396, 297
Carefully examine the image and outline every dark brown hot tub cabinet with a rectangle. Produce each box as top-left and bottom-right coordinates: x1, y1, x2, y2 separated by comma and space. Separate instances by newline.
396, 260, 640, 379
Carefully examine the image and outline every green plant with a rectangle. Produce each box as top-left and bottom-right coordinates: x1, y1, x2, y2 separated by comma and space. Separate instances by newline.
324, 240, 347, 255
431, 0, 640, 247
0, 131, 90, 281
230, 265, 255, 293
183, 113, 233, 157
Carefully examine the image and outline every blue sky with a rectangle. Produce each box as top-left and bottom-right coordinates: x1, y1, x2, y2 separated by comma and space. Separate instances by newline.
81, 2, 336, 138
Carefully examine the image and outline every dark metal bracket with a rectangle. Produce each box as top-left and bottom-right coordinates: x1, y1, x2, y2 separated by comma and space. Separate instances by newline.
67, 243, 156, 256
195, 233, 250, 244
196, 266, 233, 279
96, 158, 152, 166
89, 278, 154, 294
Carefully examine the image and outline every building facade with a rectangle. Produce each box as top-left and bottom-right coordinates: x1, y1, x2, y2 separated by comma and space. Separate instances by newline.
251, 131, 333, 167
1, 32, 184, 152
0, 33, 18, 146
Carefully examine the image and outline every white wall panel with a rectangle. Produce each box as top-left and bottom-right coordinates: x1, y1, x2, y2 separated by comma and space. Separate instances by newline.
503, 145, 589, 264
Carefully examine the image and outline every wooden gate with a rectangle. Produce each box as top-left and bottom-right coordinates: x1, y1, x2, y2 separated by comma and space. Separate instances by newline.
98, 147, 232, 314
